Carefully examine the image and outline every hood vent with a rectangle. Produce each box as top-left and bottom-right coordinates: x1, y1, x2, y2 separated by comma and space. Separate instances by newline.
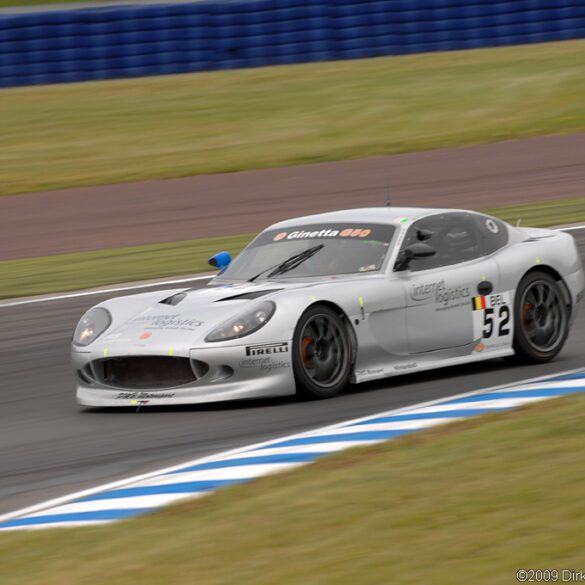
159, 292, 187, 306
522, 235, 556, 242
217, 289, 282, 302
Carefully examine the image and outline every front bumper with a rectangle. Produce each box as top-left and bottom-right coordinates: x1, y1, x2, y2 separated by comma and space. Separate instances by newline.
73, 342, 296, 407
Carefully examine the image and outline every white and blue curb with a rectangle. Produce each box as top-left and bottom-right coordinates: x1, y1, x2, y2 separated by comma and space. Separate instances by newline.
1, 368, 585, 531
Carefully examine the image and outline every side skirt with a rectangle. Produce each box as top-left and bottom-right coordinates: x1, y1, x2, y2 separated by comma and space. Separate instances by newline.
352, 348, 515, 385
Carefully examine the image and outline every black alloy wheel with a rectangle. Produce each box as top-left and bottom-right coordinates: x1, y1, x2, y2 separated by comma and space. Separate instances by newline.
511, 271, 569, 363
293, 305, 352, 399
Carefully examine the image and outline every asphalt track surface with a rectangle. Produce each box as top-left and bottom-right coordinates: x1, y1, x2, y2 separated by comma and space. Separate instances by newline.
0, 231, 584, 516
2, 134, 584, 260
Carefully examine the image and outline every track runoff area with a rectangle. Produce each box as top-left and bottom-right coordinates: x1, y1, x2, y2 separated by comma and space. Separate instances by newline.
0, 225, 585, 531
1, 367, 584, 531
0, 225, 583, 530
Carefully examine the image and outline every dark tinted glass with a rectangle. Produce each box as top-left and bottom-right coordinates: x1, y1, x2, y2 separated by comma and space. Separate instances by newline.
397, 213, 483, 272
472, 214, 509, 255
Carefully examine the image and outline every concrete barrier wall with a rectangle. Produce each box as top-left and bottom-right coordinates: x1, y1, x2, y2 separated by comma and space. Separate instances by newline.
1, 0, 584, 88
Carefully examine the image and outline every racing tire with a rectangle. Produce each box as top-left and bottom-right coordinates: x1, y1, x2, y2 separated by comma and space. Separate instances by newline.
293, 305, 352, 399
510, 271, 569, 364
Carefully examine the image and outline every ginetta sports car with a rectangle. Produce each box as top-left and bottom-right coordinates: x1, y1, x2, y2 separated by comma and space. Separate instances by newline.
72, 207, 584, 407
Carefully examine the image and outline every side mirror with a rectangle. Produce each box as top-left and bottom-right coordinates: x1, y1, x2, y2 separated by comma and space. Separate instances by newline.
395, 242, 436, 271
208, 251, 232, 271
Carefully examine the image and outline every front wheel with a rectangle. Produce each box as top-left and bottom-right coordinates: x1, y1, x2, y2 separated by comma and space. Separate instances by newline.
293, 305, 352, 399
510, 271, 569, 363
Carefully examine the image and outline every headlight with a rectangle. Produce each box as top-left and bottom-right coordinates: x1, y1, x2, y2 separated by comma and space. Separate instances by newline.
205, 301, 276, 342
73, 308, 112, 347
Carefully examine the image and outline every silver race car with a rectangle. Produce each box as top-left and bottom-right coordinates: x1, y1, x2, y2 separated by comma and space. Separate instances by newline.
73, 207, 584, 407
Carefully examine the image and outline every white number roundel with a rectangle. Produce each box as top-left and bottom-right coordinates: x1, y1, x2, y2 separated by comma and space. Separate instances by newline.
485, 219, 499, 234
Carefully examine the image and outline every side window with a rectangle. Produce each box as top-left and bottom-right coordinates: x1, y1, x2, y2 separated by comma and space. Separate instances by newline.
397, 213, 483, 272
472, 214, 509, 255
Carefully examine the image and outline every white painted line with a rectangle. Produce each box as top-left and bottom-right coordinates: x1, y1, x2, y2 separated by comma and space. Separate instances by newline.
496, 378, 585, 392
138, 462, 305, 487
1, 520, 112, 532
26, 493, 202, 517
225, 443, 374, 457
557, 224, 585, 232
411, 396, 546, 413
1, 365, 583, 526
0, 275, 213, 309
328, 418, 462, 432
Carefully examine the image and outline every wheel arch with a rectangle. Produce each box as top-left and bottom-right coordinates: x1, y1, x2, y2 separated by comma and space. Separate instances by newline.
520, 265, 572, 316
302, 300, 358, 369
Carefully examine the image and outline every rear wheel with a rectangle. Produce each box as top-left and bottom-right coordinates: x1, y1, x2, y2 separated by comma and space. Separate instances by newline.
511, 271, 569, 363
293, 305, 352, 399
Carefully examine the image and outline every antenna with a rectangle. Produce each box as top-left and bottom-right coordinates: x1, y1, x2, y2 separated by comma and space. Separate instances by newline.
516, 218, 522, 227
385, 186, 392, 207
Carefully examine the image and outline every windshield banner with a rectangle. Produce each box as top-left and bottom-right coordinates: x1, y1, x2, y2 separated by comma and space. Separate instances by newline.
252, 223, 396, 247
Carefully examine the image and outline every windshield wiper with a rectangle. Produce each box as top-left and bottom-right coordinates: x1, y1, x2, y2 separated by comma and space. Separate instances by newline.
248, 244, 324, 282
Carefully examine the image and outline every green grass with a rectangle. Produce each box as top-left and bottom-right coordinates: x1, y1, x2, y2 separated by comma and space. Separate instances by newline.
0, 232, 254, 299
1, 392, 584, 585
2, 197, 584, 299
1, 40, 584, 196
483, 197, 585, 228
0, 0, 94, 6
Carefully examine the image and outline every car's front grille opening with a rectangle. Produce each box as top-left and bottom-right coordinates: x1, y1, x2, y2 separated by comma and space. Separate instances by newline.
210, 365, 234, 382
77, 364, 95, 385
92, 356, 198, 389
191, 359, 210, 379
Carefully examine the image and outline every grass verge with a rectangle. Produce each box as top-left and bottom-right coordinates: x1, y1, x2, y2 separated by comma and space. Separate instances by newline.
0, 0, 93, 6
0, 233, 254, 299
482, 196, 585, 228
2, 197, 584, 299
1, 392, 584, 585
1, 40, 584, 195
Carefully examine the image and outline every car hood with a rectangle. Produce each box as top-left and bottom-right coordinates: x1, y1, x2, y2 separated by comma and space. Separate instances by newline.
96, 280, 311, 350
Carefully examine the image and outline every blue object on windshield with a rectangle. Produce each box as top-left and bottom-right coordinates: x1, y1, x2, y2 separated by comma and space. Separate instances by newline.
208, 251, 232, 270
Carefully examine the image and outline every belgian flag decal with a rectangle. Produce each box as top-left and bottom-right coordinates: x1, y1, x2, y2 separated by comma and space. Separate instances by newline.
472, 296, 487, 311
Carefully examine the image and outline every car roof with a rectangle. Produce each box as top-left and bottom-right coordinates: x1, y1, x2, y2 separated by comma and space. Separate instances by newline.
268, 207, 484, 230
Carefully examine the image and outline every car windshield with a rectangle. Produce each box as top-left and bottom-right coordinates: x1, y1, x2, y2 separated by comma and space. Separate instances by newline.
219, 223, 397, 281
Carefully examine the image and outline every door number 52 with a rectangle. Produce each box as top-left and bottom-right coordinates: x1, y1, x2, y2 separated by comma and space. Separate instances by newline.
483, 306, 511, 338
